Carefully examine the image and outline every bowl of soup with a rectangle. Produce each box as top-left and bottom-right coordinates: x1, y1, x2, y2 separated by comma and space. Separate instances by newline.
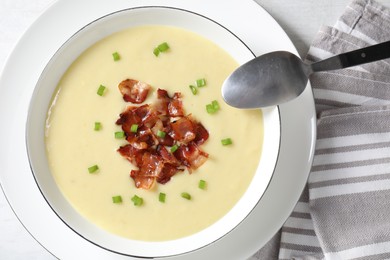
26, 7, 280, 258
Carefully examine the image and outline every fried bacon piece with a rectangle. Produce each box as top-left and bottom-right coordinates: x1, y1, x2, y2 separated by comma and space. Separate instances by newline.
130, 170, 156, 189
118, 79, 151, 104
169, 116, 209, 145
125, 147, 184, 188
151, 119, 175, 146
117, 144, 143, 166
157, 163, 182, 184
168, 93, 184, 117
116, 105, 158, 134
193, 122, 209, 145
170, 117, 196, 143
156, 145, 181, 167
116, 85, 209, 189
173, 143, 209, 172
154, 89, 184, 117
126, 125, 158, 150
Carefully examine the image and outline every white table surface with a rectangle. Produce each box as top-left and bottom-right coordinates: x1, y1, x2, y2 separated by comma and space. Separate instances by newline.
1, 0, 390, 259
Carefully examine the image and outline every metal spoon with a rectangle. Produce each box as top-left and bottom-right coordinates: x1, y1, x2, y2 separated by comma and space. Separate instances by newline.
222, 40, 390, 108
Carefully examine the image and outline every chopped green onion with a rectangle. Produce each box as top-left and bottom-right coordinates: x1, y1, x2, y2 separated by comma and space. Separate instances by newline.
112, 52, 120, 61
94, 122, 102, 131
112, 195, 123, 204
206, 104, 216, 114
206, 100, 220, 114
170, 144, 179, 153
156, 130, 166, 138
181, 192, 191, 200
221, 138, 233, 146
153, 42, 170, 56
97, 85, 106, 96
212, 100, 220, 110
159, 192, 166, 203
158, 42, 170, 52
88, 165, 99, 174
115, 131, 125, 139
131, 195, 143, 206
196, 78, 206, 87
189, 85, 198, 95
153, 48, 160, 57
198, 180, 207, 190
130, 124, 139, 133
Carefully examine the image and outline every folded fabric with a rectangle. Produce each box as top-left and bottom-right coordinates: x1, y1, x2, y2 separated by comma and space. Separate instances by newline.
251, 0, 390, 259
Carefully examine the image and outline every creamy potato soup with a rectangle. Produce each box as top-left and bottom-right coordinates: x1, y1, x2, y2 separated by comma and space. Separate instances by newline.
45, 25, 263, 241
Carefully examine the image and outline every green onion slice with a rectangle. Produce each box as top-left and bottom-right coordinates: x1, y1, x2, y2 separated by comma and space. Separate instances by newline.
153, 48, 160, 57
206, 100, 220, 114
212, 100, 220, 110
153, 42, 170, 56
158, 42, 170, 52
181, 192, 191, 200
97, 85, 106, 96
88, 165, 99, 174
189, 85, 197, 95
131, 195, 143, 206
156, 130, 166, 138
94, 122, 102, 131
112, 195, 123, 204
206, 104, 216, 114
221, 138, 233, 146
170, 144, 179, 153
159, 192, 166, 203
196, 78, 206, 87
112, 52, 120, 61
115, 131, 125, 139
198, 180, 207, 190
130, 124, 139, 133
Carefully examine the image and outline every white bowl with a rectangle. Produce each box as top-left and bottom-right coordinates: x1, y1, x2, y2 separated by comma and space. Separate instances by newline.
26, 7, 280, 258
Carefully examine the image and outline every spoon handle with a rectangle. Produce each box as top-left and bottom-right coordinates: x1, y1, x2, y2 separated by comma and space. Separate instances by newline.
311, 40, 390, 72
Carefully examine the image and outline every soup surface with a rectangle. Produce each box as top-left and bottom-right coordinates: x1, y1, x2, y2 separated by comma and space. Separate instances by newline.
45, 25, 263, 241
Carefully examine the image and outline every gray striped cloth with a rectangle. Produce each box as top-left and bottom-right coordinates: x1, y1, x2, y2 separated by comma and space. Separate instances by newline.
250, 0, 390, 259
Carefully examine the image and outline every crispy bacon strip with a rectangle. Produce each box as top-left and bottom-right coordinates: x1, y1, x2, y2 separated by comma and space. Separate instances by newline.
156, 145, 181, 167
169, 117, 196, 143
168, 92, 184, 117
119, 79, 151, 104
151, 119, 175, 146
154, 89, 184, 117
130, 170, 156, 189
173, 143, 209, 172
139, 152, 164, 177
117, 144, 143, 166
169, 116, 209, 145
157, 163, 181, 184
193, 122, 209, 145
154, 89, 170, 115
126, 125, 158, 150
128, 150, 183, 187
116, 85, 209, 189
116, 105, 158, 134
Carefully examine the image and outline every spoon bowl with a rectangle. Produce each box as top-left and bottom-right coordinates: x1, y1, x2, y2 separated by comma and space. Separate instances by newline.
222, 40, 390, 108
222, 51, 310, 108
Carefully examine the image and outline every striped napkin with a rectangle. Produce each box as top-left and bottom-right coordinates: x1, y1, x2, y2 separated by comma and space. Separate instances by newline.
250, 0, 390, 259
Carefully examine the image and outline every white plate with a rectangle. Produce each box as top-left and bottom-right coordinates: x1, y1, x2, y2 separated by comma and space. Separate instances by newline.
0, 0, 316, 259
